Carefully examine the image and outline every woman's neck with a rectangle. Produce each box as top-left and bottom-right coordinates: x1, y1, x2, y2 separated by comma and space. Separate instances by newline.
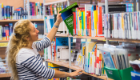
27, 41, 33, 49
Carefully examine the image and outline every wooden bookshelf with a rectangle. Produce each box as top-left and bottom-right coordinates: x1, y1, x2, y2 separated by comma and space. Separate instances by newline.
0, 73, 11, 78
45, 0, 67, 5
0, 40, 9, 43
70, 36, 106, 40
107, 38, 140, 43
0, 19, 44, 22
46, 60, 113, 80
45, 33, 106, 41
0, 39, 42, 43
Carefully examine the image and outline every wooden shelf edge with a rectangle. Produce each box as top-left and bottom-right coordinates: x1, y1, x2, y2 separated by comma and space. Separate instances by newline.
107, 38, 140, 43
0, 73, 11, 78
46, 60, 113, 80
0, 19, 44, 22
45, 33, 106, 40
0, 40, 9, 42
0, 39, 42, 42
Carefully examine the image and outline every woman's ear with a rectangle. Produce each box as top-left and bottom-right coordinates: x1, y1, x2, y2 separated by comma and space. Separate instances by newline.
25, 36, 30, 41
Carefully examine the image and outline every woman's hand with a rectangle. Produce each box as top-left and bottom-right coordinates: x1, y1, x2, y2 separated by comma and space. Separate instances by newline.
56, 11, 63, 24
69, 69, 83, 78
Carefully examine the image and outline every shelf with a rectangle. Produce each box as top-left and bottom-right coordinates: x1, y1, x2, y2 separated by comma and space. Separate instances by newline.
0, 39, 42, 42
45, 0, 67, 5
107, 38, 140, 43
46, 60, 113, 80
0, 40, 9, 42
70, 36, 105, 40
45, 33, 106, 41
0, 73, 11, 78
0, 19, 44, 22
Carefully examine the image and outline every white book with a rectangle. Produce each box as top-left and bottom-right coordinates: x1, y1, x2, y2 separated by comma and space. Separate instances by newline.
127, 13, 131, 39
104, 14, 108, 38
114, 14, 118, 38
107, 14, 110, 38
96, 50, 100, 75
136, 12, 139, 39
138, 12, 140, 40
91, 52, 95, 74
48, 46, 52, 60
119, 13, 122, 38
85, 4, 93, 36
134, 12, 137, 39
122, 13, 125, 39
131, 13, 135, 39
124, 13, 127, 39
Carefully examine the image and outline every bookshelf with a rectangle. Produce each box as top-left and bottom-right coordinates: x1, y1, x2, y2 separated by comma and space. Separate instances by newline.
107, 38, 140, 43
0, 19, 44, 22
46, 60, 113, 80
44, 0, 67, 5
45, 33, 106, 40
0, 39, 43, 43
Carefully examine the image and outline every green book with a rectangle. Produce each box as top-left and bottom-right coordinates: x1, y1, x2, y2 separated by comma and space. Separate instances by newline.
59, 2, 78, 35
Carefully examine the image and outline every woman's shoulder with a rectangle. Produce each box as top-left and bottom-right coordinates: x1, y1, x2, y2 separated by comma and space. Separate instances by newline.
16, 48, 36, 64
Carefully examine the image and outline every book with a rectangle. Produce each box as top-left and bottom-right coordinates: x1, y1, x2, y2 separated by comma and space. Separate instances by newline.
59, 2, 78, 35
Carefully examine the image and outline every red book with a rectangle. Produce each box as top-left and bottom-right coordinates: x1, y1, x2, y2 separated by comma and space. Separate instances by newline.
54, 38, 56, 61
73, 11, 76, 35
89, 16, 91, 36
50, 5, 53, 15
86, 11, 91, 36
98, 6, 103, 37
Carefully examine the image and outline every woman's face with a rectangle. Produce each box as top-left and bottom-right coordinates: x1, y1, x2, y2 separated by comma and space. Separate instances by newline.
29, 22, 39, 42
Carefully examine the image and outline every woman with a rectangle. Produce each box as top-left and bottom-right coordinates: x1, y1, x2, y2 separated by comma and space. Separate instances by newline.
6, 12, 82, 80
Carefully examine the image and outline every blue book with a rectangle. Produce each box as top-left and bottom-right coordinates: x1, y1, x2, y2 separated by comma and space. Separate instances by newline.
101, 50, 115, 68
9, 23, 13, 36
55, 37, 69, 51
131, 71, 140, 80
55, 37, 73, 51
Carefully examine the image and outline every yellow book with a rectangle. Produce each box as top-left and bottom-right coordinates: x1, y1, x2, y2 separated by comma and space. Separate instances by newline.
78, 10, 81, 36
79, 10, 82, 36
94, 10, 97, 37
82, 46, 86, 56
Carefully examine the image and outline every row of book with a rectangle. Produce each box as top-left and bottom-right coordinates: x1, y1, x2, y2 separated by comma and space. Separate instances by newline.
52, 2, 134, 37
99, 44, 140, 69
45, 2, 67, 15
27, 1, 44, 19
104, 11, 140, 39
0, 23, 13, 40
0, 3, 28, 20
0, 22, 44, 40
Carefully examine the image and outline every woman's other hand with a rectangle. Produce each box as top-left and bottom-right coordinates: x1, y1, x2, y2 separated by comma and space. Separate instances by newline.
69, 69, 83, 78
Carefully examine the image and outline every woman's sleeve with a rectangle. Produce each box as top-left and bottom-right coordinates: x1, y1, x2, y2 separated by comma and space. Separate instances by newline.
20, 56, 55, 79
33, 37, 51, 51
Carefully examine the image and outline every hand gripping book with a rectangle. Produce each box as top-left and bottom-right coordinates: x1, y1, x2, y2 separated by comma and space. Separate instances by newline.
59, 2, 78, 36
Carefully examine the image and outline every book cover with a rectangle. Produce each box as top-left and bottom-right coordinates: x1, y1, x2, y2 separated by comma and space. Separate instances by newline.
59, 2, 78, 35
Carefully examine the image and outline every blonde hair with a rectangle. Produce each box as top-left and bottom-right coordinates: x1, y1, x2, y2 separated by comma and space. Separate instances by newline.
6, 20, 31, 80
